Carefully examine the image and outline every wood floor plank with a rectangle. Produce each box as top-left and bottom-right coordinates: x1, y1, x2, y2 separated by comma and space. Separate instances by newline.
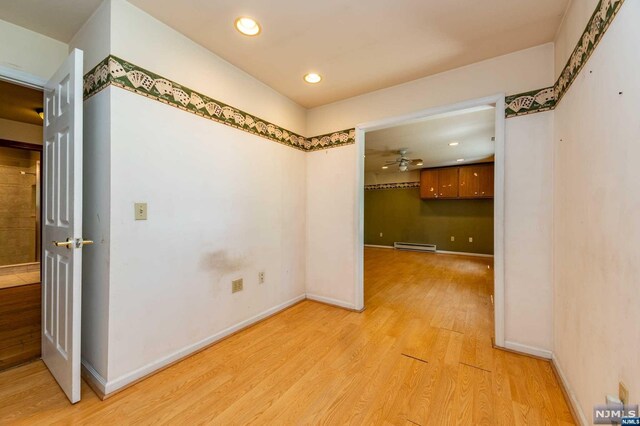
0, 249, 575, 425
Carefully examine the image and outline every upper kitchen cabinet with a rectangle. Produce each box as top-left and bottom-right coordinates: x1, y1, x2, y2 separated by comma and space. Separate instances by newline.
437, 168, 459, 198
421, 163, 494, 200
420, 169, 439, 199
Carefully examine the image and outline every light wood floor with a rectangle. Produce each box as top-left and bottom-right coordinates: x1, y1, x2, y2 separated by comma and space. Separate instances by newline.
0, 248, 574, 425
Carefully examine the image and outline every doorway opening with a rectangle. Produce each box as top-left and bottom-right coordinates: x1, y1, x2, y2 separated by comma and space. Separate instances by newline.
0, 80, 44, 371
354, 94, 506, 344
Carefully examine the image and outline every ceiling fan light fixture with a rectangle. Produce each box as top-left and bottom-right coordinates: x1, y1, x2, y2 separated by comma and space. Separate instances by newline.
399, 164, 408, 172
235, 17, 261, 36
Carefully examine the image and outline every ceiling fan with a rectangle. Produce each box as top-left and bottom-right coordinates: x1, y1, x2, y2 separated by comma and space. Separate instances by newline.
383, 149, 423, 172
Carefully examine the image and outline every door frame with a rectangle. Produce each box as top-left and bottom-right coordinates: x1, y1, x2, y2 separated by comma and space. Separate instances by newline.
353, 93, 507, 347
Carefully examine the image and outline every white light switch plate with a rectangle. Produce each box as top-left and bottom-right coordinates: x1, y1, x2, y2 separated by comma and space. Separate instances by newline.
135, 203, 147, 220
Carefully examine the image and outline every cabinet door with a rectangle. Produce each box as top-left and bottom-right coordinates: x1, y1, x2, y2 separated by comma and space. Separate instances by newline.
477, 164, 494, 197
420, 169, 439, 199
437, 168, 459, 198
459, 166, 479, 198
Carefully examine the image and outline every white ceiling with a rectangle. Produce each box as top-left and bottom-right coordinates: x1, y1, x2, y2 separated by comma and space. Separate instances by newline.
0, 0, 103, 42
129, 0, 569, 108
365, 106, 495, 173
0, 0, 569, 108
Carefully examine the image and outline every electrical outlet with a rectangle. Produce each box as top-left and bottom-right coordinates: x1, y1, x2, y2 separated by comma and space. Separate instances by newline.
469, 237, 473, 243
619, 381, 629, 405
259, 272, 265, 284
450, 236, 455, 241
379, 232, 383, 237
232, 278, 243, 293
134, 203, 147, 220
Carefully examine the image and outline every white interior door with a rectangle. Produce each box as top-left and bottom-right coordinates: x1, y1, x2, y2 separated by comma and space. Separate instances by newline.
42, 48, 84, 404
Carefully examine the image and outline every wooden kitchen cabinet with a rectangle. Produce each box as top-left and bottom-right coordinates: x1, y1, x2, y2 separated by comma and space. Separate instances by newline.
437, 168, 459, 198
421, 163, 494, 200
420, 169, 439, 199
477, 164, 494, 197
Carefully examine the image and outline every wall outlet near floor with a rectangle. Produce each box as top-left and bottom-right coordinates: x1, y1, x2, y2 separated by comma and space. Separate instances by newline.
258, 271, 265, 284
468, 237, 473, 243
379, 232, 383, 237
450, 236, 455, 241
232, 278, 243, 293
619, 381, 629, 405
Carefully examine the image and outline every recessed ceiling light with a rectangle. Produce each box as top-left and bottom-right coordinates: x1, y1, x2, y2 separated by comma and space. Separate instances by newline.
381, 165, 388, 169
235, 17, 261, 36
304, 73, 322, 84
449, 142, 459, 146
416, 162, 423, 166
456, 158, 465, 162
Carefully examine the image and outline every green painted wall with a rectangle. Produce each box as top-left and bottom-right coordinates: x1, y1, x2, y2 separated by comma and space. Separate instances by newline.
364, 188, 494, 254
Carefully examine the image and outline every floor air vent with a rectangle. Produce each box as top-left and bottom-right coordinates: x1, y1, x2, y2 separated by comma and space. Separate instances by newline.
394, 242, 437, 252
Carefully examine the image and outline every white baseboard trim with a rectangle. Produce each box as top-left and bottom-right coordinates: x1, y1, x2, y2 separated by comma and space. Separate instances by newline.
363, 245, 493, 258
101, 294, 306, 395
552, 354, 588, 426
305, 293, 357, 310
503, 340, 552, 359
436, 250, 494, 258
81, 358, 107, 396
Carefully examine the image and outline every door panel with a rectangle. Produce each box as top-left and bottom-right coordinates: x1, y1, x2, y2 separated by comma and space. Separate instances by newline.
41, 48, 83, 404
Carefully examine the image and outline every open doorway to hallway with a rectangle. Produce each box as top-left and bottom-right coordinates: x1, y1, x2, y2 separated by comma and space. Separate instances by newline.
0, 80, 44, 371
361, 102, 498, 336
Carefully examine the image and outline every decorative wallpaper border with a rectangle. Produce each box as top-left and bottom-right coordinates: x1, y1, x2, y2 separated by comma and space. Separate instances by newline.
555, 0, 624, 104
83, 0, 624, 149
82, 55, 356, 152
505, 0, 624, 118
505, 87, 555, 118
364, 182, 420, 191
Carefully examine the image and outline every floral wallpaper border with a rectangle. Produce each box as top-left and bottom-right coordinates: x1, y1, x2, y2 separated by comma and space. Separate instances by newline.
83, 0, 624, 148
506, 0, 624, 118
364, 182, 420, 191
83, 55, 356, 152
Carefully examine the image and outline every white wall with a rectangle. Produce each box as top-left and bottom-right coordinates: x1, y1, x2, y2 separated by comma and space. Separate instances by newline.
0, 19, 68, 81
553, 0, 640, 421
364, 170, 420, 185
0, 118, 42, 144
305, 44, 556, 353
70, 0, 309, 392
307, 43, 554, 135
107, 88, 306, 385
504, 112, 554, 353
554, 0, 600, 77
109, 0, 306, 135
69, 0, 111, 74
81, 88, 112, 380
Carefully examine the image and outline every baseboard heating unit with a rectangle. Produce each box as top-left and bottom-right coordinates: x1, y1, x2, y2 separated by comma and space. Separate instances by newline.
393, 242, 437, 252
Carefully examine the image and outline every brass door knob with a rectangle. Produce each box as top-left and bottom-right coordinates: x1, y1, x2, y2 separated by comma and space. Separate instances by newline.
53, 239, 74, 248
75, 238, 94, 248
